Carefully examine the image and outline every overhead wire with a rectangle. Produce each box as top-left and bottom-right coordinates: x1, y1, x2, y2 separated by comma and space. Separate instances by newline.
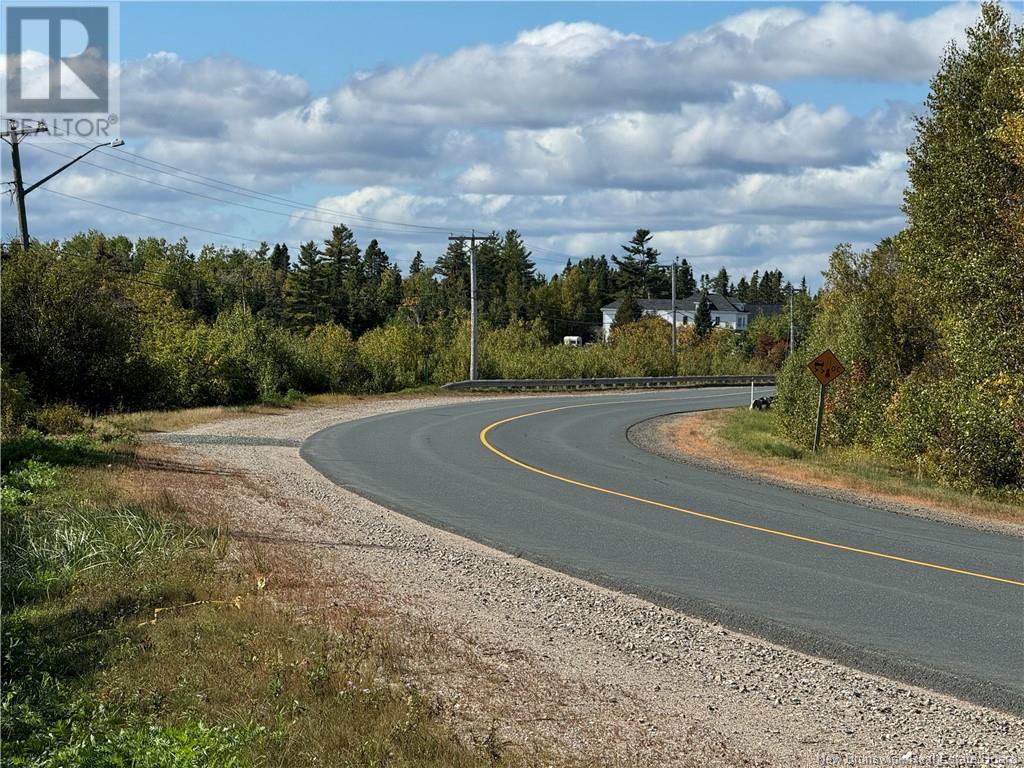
33, 137, 601, 269
52, 136, 474, 235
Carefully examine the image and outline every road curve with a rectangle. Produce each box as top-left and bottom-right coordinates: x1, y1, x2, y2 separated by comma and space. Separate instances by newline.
300, 389, 1024, 712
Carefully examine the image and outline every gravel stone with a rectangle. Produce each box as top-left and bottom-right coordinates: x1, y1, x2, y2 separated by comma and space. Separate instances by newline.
149, 395, 1024, 767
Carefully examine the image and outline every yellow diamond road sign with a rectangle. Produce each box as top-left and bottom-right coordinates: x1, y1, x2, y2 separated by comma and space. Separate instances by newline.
808, 349, 845, 386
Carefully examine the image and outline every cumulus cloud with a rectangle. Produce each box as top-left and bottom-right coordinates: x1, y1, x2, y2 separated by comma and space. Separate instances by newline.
326, 4, 980, 128
6, 2, 990, 283
119, 52, 310, 138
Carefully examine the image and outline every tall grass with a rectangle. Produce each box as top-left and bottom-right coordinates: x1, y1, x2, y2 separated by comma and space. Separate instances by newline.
1, 431, 523, 767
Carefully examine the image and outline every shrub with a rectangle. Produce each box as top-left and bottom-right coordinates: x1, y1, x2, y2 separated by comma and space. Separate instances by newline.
300, 323, 363, 393
880, 367, 1024, 492
31, 404, 86, 435
426, 315, 470, 385
358, 324, 427, 392
480, 321, 546, 379
1, 365, 34, 435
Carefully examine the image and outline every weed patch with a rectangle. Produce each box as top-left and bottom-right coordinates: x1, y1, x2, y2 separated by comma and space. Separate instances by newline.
1, 431, 518, 767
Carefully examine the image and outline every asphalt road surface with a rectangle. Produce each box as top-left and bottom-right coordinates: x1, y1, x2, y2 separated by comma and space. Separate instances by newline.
301, 388, 1024, 712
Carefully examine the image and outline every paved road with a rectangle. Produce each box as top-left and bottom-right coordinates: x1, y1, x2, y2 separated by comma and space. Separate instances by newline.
301, 389, 1024, 712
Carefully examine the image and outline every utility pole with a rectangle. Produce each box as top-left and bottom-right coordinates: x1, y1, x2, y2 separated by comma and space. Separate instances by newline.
789, 283, 795, 354
2, 119, 48, 250
449, 230, 496, 381
3, 120, 123, 250
670, 258, 678, 368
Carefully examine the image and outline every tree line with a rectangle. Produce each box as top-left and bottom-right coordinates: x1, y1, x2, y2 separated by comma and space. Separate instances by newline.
0, 222, 808, 423
775, 3, 1023, 495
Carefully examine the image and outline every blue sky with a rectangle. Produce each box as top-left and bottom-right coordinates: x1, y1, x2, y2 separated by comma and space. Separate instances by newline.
122, 2, 937, 110
5, 1, 1010, 286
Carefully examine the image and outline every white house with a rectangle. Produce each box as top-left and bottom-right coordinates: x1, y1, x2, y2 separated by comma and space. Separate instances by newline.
600, 294, 782, 340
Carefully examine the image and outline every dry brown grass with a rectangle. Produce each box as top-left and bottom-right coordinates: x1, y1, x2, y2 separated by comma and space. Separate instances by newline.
26, 441, 531, 767
93, 387, 468, 434
667, 409, 1023, 528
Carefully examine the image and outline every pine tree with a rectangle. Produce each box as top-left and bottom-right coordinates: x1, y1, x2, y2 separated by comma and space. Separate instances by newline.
409, 251, 425, 275
322, 225, 360, 327
435, 240, 470, 314
677, 258, 696, 296
613, 292, 643, 328
285, 241, 329, 328
269, 243, 290, 272
711, 267, 730, 296
694, 293, 713, 338
736, 276, 750, 302
613, 229, 664, 298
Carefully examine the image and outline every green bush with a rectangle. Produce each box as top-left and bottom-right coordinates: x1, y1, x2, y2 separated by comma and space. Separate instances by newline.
426, 315, 470, 385
606, 317, 674, 376
880, 368, 1024, 492
300, 323, 363, 392
358, 324, 428, 392
31, 404, 86, 436
29, 721, 261, 768
1, 365, 34, 436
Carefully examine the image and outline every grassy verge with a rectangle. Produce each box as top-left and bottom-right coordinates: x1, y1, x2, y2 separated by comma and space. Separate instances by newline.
94, 386, 457, 434
0, 429, 519, 767
672, 409, 1023, 526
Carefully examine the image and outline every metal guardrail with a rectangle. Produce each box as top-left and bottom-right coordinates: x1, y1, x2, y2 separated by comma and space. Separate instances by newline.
443, 375, 776, 391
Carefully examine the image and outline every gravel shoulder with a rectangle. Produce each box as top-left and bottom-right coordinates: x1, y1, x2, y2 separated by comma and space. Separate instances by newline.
147, 395, 1023, 768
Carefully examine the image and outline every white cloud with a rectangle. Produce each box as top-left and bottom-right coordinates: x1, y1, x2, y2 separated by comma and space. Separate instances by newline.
6, 2, 995, 285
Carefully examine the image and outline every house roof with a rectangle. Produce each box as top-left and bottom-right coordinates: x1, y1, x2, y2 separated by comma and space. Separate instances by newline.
740, 303, 785, 318
602, 293, 746, 313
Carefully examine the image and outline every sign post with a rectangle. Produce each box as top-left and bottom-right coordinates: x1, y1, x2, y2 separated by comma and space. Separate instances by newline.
807, 349, 845, 452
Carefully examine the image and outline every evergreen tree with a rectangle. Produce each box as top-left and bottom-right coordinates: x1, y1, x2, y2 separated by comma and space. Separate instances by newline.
613, 229, 664, 298
435, 240, 470, 314
322, 225, 360, 327
711, 267, 730, 296
409, 251, 425, 275
613, 292, 643, 328
377, 266, 403, 324
269, 243, 290, 272
285, 241, 329, 328
694, 293, 713, 338
489, 229, 537, 325
736, 276, 750, 302
575, 255, 615, 306
677, 258, 697, 296
401, 267, 439, 326
362, 239, 390, 282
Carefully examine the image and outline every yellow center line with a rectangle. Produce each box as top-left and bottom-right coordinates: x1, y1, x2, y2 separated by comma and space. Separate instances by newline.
478, 396, 1024, 588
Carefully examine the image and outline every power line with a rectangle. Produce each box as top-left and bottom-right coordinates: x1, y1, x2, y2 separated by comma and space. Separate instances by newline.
36, 187, 270, 246
53, 136, 471, 235
30, 142, 438, 238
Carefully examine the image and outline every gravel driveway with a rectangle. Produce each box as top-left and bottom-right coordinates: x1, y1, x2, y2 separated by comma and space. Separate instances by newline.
148, 394, 1023, 767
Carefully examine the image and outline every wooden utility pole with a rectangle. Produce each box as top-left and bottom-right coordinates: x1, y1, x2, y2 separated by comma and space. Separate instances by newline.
2, 120, 47, 251
449, 231, 497, 381
789, 284, 795, 354
670, 258, 678, 368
